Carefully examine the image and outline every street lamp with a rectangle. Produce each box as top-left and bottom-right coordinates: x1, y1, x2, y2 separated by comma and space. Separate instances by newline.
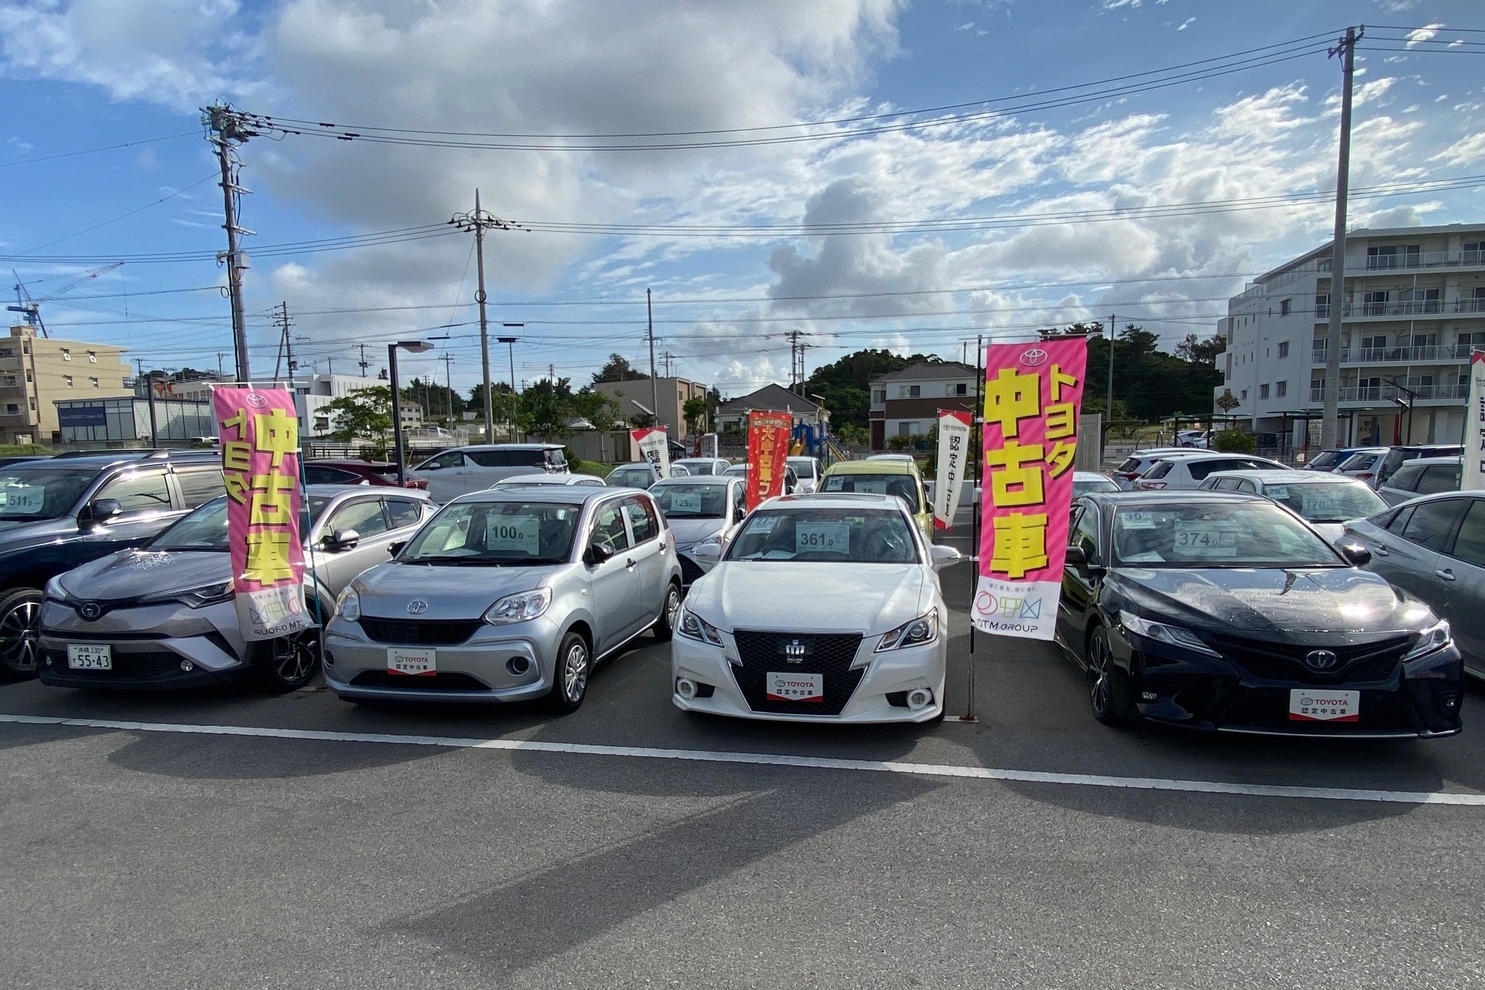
499, 324, 522, 440
389, 340, 433, 486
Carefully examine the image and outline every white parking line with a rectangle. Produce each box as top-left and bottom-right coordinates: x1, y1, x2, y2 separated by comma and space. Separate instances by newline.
3, 712, 1482, 807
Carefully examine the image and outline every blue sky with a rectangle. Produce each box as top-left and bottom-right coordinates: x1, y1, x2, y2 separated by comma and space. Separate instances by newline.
2, 0, 1483, 398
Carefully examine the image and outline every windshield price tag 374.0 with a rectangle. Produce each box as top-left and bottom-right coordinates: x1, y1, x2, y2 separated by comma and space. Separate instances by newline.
1172, 522, 1240, 557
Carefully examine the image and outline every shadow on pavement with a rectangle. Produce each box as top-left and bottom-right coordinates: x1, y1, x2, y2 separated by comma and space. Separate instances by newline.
105, 725, 438, 780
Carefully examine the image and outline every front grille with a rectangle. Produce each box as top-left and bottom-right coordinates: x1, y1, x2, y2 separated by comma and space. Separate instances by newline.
1220, 687, 1415, 732
1203, 633, 1411, 685
349, 670, 489, 691
359, 617, 484, 646
730, 630, 864, 716
42, 649, 186, 680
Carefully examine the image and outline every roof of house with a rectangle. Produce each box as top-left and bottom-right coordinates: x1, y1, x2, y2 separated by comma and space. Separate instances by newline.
716, 384, 824, 414
873, 361, 977, 384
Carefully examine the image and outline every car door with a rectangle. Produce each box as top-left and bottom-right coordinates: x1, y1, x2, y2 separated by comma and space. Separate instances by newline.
1056, 502, 1101, 655
85, 466, 182, 553
417, 450, 468, 503
583, 498, 645, 653
1434, 497, 1485, 675
622, 493, 667, 625
312, 496, 397, 591
1366, 498, 1466, 603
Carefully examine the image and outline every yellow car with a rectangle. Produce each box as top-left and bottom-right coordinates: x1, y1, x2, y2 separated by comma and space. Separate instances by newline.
817, 459, 932, 541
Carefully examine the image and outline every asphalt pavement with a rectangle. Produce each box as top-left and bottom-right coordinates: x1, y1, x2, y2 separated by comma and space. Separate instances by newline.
3, 506, 1484, 989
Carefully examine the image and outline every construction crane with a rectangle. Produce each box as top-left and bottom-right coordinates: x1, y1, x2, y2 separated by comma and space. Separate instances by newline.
8, 262, 124, 338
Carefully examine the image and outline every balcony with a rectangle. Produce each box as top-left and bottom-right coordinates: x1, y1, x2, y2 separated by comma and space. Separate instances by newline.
1310, 343, 1473, 365
1317, 249, 1485, 274
1312, 299, 1475, 320
1308, 383, 1467, 404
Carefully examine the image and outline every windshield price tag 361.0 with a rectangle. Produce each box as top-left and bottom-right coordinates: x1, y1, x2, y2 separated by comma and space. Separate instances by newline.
795, 521, 849, 554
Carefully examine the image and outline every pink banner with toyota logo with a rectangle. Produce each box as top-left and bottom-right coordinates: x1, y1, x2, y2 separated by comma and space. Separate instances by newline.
213, 386, 312, 642
973, 338, 1088, 640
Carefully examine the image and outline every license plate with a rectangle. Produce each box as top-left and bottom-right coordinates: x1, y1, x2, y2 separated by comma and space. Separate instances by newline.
1289, 689, 1360, 723
388, 647, 436, 676
67, 644, 112, 670
766, 671, 823, 702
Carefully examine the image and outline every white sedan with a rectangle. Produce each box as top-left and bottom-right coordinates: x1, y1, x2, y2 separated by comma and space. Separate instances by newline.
672, 493, 959, 723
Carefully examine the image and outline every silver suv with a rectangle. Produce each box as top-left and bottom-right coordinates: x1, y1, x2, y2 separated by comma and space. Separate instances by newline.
323, 486, 683, 713
412, 444, 569, 502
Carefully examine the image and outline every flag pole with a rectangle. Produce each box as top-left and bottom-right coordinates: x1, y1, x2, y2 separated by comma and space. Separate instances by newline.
960, 335, 983, 723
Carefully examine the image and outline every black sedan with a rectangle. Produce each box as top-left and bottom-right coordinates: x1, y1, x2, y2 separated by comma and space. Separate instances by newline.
1055, 491, 1462, 738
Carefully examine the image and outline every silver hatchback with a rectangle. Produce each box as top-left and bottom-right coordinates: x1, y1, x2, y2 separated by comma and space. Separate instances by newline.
323, 486, 683, 712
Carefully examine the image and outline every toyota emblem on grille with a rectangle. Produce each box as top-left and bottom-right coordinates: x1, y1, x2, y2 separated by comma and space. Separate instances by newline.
1304, 649, 1339, 671
78, 602, 101, 620
780, 638, 810, 663
406, 600, 429, 615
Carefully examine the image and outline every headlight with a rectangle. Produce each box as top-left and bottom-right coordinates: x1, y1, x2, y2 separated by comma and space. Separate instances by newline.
139, 580, 235, 609
876, 609, 938, 652
678, 607, 724, 645
1118, 610, 1221, 658
44, 575, 69, 601
483, 587, 552, 625
1403, 620, 1452, 662
335, 586, 361, 622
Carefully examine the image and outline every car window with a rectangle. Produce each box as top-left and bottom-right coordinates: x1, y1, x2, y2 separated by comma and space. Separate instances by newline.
1386, 464, 1426, 492
402, 500, 579, 564
385, 498, 423, 529
175, 466, 225, 508
624, 495, 659, 544
1416, 464, 1460, 496
546, 448, 566, 468
1236, 479, 1257, 493
1385, 505, 1415, 535
590, 500, 631, 553
1448, 500, 1485, 567
327, 498, 389, 538
1070, 503, 1099, 562
1110, 501, 1340, 567
97, 469, 172, 512
653, 483, 727, 519
1187, 459, 1239, 481
304, 465, 357, 485
1399, 499, 1465, 552
1116, 457, 1141, 473
424, 451, 464, 470
731, 483, 748, 518
727, 506, 918, 564
1143, 461, 1173, 479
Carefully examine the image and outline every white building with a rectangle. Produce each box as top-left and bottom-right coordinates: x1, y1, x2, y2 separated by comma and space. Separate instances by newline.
1217, 223, 1485, 448
294, 373, 383, 435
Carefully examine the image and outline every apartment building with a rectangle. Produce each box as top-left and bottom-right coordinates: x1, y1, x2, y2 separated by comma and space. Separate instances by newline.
1217, 224, 1485, 447
0, 325, 133, 444
868, 361, 978, 451
593, 376, 710, 439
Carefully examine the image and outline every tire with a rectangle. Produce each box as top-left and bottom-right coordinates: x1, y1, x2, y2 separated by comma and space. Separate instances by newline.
546, 631, 591, 715
252, 624, 323, 693
1087, 625, 1134, 725
0, 587, 43, 680
652, 581, 682, 642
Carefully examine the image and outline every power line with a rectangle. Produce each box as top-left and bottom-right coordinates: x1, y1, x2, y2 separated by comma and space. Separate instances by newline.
14, 173, 219, 255
0, 132, 198, 170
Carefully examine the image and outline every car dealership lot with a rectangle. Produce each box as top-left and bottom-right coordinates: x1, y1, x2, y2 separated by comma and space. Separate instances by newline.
2, 548, 1484, 989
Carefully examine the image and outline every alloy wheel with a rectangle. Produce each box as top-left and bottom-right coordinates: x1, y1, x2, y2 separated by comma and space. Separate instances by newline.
0, 595, 40, 673
273, 627, 320, 685
563, 641, 589, 703
665, 586, 681, 632
1088, 630, 1112, 717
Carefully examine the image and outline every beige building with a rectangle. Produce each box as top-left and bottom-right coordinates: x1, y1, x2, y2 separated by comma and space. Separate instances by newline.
593, 376, 710, 440
0, 325, 133, 444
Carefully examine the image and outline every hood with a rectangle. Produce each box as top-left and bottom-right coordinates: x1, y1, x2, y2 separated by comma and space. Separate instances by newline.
668, 517, 727, 547
58, 549, 230, 601
1113, 566, 1436, 638
687, 562, 929, 635
352, 559, 572, 620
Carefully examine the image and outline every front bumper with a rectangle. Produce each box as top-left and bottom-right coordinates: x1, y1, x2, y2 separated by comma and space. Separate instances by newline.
670, 631, 945, 723
37, 599, 249, 690
323, 613, 564, 704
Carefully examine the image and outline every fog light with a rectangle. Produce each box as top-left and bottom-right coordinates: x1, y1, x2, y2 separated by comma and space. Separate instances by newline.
676, 677, 698, 700
906, 688, 932, 711
180, 660, 194, 672
323, 651, 334, 667
506, 656, 531, 676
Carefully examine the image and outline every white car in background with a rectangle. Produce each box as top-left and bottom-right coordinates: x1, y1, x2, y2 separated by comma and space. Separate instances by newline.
489, 473, 606, 489
1331, 447, 1389, 485
1134, 453, 1287, 491
672, 458, 731, 477
787, 456, 823, 494
1197, 468, 1388, 542
672, 493, 959, 723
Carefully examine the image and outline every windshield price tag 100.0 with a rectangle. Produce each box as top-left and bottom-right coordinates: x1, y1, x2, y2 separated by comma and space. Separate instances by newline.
487, 516, 541, 556
795, 521, 849, 554
1172, 523, 1240, 557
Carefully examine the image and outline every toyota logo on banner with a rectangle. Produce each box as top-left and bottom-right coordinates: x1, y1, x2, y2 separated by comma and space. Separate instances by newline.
1019, 348, 1049, 367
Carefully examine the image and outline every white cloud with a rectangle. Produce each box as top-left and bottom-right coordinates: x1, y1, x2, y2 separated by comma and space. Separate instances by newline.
1429, 132, 1485, 167
1177, 17, 1195, 31
1405, 23, 1443, 49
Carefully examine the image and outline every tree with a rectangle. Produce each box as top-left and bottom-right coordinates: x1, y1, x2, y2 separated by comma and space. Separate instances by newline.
570, 387, 623, 461
518, 377, 576, 438
323, 386, 393, 456
682, 395, 709, 433
1039, 322, 1223, 421
592, 353, 648, 385
1215, 388, 1240, 413
1176, 333, 1227, 366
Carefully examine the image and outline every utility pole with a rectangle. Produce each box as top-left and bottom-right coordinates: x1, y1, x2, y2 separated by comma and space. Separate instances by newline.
441, 352, 455, 425
450, 190, 522, 441
1107, 313, 1116, 421
647, 289, 659, 426
271, 301, 292, 384
661, 350, 676, 378
204, 104, 255, 383
357, 343, 370, 378
216, 352, 227, 379
1322, 25, 1363, 449
135, 358, 159, 447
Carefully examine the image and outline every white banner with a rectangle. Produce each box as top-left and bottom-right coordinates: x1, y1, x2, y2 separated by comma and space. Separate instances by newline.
933, 409, 973, 531
632, 427, 671, 480
1466, 350, 1485, 493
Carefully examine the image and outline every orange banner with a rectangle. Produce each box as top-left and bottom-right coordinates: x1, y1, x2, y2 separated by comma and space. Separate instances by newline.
745, 410, 792, 510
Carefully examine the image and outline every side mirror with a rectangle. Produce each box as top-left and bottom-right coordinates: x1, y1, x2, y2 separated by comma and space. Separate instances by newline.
81, 497, 122, 527
422, 462, 441, 471
584, 541, 614, 567
929, 544, 961, 571
388, 540, 407, 557
1339, 543, 1372, 567
692, 541, 723, 565
1064, 545, 1096, 576
325, 528, 360, 551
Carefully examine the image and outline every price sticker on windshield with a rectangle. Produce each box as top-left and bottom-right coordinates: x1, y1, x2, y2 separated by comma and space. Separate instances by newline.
670, 491, 702, 513
853, 480, 887, 495
1172, 522, 1240, 557
1120, 511, 1156, 529
486, 516, 540, 555
1299, 492, 1340, 517
0, 486, 44, 514
795, 520, 849, 554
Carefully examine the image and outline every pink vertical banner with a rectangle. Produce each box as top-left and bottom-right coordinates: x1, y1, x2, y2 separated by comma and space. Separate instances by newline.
214, 386, 312, 642
972, 338, 1088, 640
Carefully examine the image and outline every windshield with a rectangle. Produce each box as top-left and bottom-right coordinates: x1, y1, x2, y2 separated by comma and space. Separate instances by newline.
1111, 502, 1342, 568
1263, 481, 1387, 524
150, 494, 332, 550
674, 460, 716, 475
606, 467, 652, 488
786, 458, 816, 479
820, 473, 920, 512
726, 507, 918, 563
652, 483, 727, 519
400, 500, 578, 565
0, 467, 95, 520
1073, 477, 1119, 496
724, 465, 746, 476
1308, 451, 1349, 470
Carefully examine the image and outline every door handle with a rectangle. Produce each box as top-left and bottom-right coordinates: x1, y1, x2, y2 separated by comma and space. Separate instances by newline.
1435, 568, 1456, 581
658, 541, 667, 553
1373, 545, 1390, 556
625, 558, 637, 570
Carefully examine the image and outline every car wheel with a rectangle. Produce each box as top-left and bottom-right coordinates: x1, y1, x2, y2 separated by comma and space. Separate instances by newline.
0, 587, 43, 680
253, 625, 322, 693
546, 631, 590, 715
1087, 625, 1133, 725
653, 581, 682, 642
